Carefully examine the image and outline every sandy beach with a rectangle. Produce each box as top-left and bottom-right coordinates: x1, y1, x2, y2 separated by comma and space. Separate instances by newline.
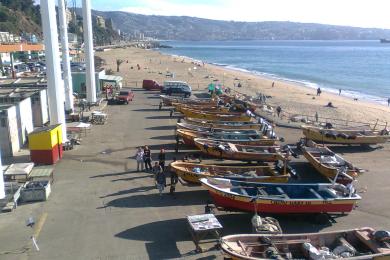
97, 47, 390, 127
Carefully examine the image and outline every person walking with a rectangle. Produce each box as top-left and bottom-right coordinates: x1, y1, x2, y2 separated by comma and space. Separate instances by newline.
276, 106, 282, 118
154, 164, 166, 197
315, 112, 319, 123
317, 87, 322, 96
169, 158, 178, 197
339, 89, 342, 95
158, 149, 166, 170
143, 146, 152, 171
388, 98, 390, 106
135, 147, 144, 172
272, 82, 275, 88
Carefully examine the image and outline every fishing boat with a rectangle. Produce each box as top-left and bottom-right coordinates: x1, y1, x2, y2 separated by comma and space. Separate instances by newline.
160, 95, 216, 106
173, 103, 230, 114
200, 178, 361, 214
301, 125, 390, 145
302, 144, 362, 184
194, 138, 285, 162
220, 227, 390, 260
177, 129, 277, 146
183, 118, 263, 130
184, 111, 252, 121
170, 162, 290, 184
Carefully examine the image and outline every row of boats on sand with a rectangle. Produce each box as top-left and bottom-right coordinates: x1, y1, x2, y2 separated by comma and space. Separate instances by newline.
157, 93, 390, 259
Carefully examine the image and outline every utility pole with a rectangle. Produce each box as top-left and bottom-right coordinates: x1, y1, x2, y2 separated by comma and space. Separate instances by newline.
40, 0, 67, 142
58, 0, 74, 112
82, 0, 97, 103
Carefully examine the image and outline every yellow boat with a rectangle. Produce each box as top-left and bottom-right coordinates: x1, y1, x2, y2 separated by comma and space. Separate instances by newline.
172, 103, 230, 114
177, 129, 277, 146
181, 109, 251, 121
194, 138, 286, 162
302, 144, 361, 184
302, 125, 390, 145
183, 118, 262, 130
170, 162, 289, 184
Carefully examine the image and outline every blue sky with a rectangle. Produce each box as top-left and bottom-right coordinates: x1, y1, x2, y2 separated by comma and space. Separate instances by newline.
73, 0, 390, 29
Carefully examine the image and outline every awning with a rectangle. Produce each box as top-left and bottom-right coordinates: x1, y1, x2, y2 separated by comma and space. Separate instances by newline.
100, 75, 123, 83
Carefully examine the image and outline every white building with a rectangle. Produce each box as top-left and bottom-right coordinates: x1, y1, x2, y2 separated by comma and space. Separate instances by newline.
0, 104, 20, 157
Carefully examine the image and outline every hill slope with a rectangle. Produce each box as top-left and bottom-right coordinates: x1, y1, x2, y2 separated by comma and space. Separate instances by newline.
92, 10, 390, 41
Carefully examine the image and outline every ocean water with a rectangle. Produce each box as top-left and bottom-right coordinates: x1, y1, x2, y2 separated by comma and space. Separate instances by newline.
160, 40, 390, 105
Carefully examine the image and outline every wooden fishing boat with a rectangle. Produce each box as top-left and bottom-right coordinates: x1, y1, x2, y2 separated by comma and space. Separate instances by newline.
200, 177, 361, 214
170, 162, 290, 184
184, 118, 263, 130
301, 125, 390, 145
173, 103, 230, 114
302, 144, 362, 184
160, 95, 216, 106
179, 106, 244, 116
177, 129, 276, 146
182, 109, 252, 121
220, 227, 390, 260
194, 138, 285, 162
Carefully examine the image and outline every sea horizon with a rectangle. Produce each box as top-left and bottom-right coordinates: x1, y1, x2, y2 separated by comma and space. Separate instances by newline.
159, 40, 390, 106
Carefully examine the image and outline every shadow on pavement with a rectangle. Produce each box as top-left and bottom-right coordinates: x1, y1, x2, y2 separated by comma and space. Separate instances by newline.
146, 115, 182, 120
90, 170, 138, 179
150, 135, 176, 141
145, 125, 176, 131
100, 190, 209, 209
101, 185, 156, 198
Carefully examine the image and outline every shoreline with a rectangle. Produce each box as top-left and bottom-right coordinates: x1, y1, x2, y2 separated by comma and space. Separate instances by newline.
159, 50, 390, 107
97, 47, 390, 125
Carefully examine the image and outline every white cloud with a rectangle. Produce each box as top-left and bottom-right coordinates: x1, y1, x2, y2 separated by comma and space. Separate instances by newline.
120, 0, 390, 29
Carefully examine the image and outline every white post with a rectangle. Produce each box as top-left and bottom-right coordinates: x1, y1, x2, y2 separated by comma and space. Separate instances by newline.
58, 0, 74, 112
40, 0, 67, 142
82, 0, 97, 103
0, 150, 5, 199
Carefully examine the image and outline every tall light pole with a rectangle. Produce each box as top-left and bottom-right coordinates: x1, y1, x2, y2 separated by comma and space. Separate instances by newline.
40, 0, 67, 142
58, 0, 74, 112
82, 0, 96, 103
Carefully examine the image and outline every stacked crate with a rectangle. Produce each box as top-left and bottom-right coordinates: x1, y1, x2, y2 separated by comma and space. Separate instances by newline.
29, 124, 63, 165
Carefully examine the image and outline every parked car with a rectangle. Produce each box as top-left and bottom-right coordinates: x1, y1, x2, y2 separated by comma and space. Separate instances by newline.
161, 81, 191, 97
142, 79, 162, 91
116, 89, 134, 104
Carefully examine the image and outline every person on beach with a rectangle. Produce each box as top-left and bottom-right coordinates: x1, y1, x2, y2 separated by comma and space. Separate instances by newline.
154, 164, 166, 197
272, 82, 275, 88
388, 98, 390, 106
317, 87, 322, 96
276, 106, 282, 118
339, 89, 342, 95
143, 146, 152, 171
135, 147, 144, 172
315, 112, 319, 123
158, 149, 166, 170
237, 82, 242, 88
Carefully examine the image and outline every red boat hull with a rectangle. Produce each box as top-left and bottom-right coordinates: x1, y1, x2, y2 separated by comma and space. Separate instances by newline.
209, 191, 355, 214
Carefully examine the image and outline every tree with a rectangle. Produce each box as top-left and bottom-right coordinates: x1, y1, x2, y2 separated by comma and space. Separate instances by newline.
116, 59, 124, 72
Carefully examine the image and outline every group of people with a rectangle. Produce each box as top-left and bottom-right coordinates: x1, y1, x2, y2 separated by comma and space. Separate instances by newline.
135, 147, 178, 197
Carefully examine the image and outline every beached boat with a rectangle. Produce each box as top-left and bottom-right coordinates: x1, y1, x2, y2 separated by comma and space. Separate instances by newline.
302, 145, 361, 184
200, 177, 361, 214
220, 227, 390, 260
170, 162, 290, 184
182, 110, 252, 121
160, 95, 215, 106
301, 125, 390, 145
194, 138, 285, 162
177, 129, 276, 146
184, 118, 264, 130
173, 103, 230, 114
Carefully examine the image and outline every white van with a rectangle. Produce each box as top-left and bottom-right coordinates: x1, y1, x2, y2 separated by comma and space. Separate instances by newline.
161, 81, 191, 97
